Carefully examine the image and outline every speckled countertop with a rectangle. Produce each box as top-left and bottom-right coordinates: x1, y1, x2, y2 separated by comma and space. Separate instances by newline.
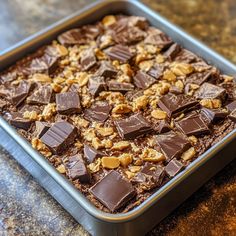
0, 0, 235, 235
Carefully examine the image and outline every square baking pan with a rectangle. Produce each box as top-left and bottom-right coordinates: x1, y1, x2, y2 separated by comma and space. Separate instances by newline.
0, 0, 236, 235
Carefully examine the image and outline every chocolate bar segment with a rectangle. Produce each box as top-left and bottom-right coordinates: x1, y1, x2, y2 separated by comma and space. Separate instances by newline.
115, 113, 153, 140
96, 61, 117, 78
56, 92, 81, 115
35, 121, 50, 138
80, 49, 97, 71
226, 100, 236, 112
229, 109, 236, 122
158, 94, 198, 117
67, 154, 91, 183
41, 121, 77, 154
196, 82, 226, 100
201, 108, 228, 124
27, 85, 52, 105
11, 81, 32, 106
107, 81, 134, 93
84, 144, 104, 163
90, 170, 136, 212
88, 76, 107, 97
175, 114, 210, 136
106, 45, 135, 63
134, 71, 156, 89
84, 102, 111, 122
165, 159, 184, 178
8, 112, 33, 130
156, 131, 191, 161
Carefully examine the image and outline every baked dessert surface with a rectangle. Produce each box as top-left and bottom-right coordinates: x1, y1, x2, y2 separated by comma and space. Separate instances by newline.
0, 15, 235, 213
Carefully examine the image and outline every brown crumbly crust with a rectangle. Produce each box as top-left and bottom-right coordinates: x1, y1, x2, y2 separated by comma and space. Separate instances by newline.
0, 15, 235, 213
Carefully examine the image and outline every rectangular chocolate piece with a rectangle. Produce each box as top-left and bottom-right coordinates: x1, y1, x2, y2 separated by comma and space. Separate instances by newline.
90, 170, 136, 212
80, 49, 97, 71
134, 71, 156, 89
156, 131, 191, 161
41, 121, 77, 154
35, 121, 50, 138
201, 108, 228, 124
27, 85, 52, 105
132, 163, 166, 190
106, 45, 135, 63
165, 158, 184, 178
175, 114, 210, 136
107, 81, 134, 93
158, 94, 198, 117
88, 76, 107, 97
84, 102, 111, 122
229, 109, 236, 122
84, 144, 104, 163
96, 61, 117, 78
226, 100, 236, 112
11, 81, 31, 106
115, 113, 153, 140
67, 154, 91, 183
56, 92, 81, 115
196, 82, 226, 100
8, 112, 33, 131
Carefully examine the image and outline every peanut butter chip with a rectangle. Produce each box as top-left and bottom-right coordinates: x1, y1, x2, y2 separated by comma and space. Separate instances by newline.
163, 70, 176, 82
97, 127, 114, 137
141, 148, 165, 162
181, 147, 196, 161
151, 109, 167, 119
119, 153, 133, 167
102, 15, 116, 27
23, 111, 38, 121
101, 156, 120, 169
32, 73, 52, 83
200, 99, 222, 109
112, 104, 132, 114
88, 158, 101, 173
170, 62, 194, 76
56, 164, 66, 174
111, 141, 130, 151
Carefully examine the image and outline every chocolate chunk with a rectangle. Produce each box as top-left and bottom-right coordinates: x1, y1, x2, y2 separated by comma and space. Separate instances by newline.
175, 49, 198, 63
147, 64, 164, 79
226, 100, 236, 112
229, 109, 236, 122
35, 121, 50, 138
115, 113, 153, 140
88, 76, 107, 97
84, 102, 111, 122
128, 16, 149, 30
90, 170, 136, 212
80, 49, 97, 71
107, 81, 134, 93
57, 29, 86, 46
27, 85, 53, 105
0, 71, 17, 85
8, 112, 33, 130
201, 108, 228, 124
165, 158, 184, 178
175, 114, 210, 136
169, 86, 183, 95
132, 163, 165, 190
84, 144, 104, 163
113, 25, 146, 45
144, 33, 173, 50
11, 81, 32, 106
163, 43, 181, 60
58, 24, 101, 46
41, 121, 77, 154
125, 90, 144, 102
158, 120, 171, 133
30, 54, 58, 74
67, 154, 91, 183
96, 61, 117, 78
134, 71, 156, 89
158, 94, 198, 117
56, 92, 81, 115
106, 45, 135, 63
196, 82, 226, 100
156, 131, 191, 161
185, 71, 212, 86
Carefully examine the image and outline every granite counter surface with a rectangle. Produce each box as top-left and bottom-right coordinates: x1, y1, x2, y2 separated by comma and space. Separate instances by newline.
0, 0, 235, 235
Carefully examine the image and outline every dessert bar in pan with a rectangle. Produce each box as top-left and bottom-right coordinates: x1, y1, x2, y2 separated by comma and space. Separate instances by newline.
0, 1, 235, 235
